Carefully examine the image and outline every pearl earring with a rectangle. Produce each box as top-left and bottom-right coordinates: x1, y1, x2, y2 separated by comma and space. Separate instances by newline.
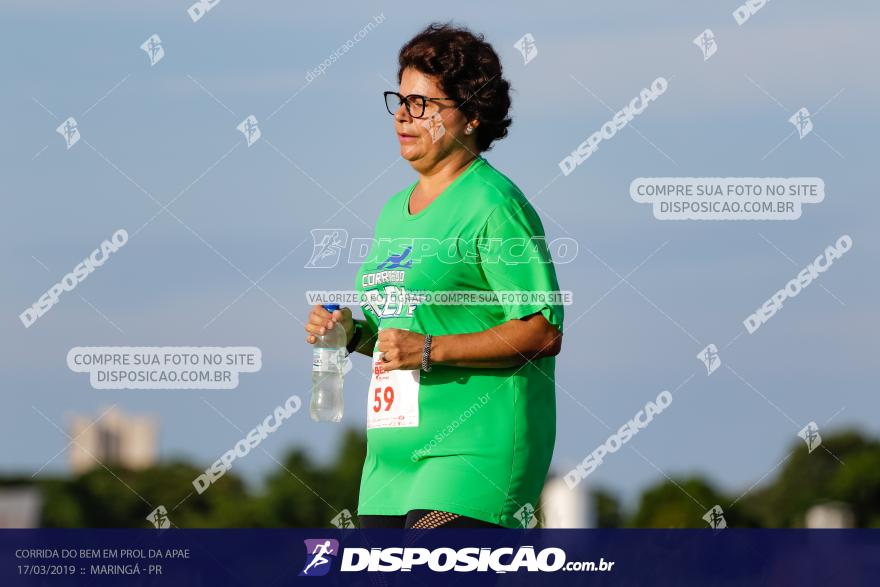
464, 125, 474, 135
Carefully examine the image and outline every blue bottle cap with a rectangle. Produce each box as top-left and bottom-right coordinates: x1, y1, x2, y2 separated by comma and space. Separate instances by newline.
323, 304, 340, 312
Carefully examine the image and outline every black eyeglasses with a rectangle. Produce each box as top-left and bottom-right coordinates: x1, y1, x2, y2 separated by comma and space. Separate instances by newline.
384, 91, 457, 119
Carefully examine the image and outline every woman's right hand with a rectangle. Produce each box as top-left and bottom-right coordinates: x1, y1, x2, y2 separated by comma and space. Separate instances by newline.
304, 305, 354, 345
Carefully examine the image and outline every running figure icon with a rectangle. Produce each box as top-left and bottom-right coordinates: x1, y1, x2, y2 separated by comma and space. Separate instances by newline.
301, 540, 337, 576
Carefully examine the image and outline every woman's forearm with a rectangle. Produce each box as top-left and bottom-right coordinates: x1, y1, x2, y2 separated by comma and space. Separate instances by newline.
431, 313, 562, 369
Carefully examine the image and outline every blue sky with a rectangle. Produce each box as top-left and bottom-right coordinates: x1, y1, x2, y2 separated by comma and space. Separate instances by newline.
2, 0, 878, 510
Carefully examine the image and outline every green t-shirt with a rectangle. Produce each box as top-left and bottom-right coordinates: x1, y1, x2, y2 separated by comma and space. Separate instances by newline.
354, 156, 564, 528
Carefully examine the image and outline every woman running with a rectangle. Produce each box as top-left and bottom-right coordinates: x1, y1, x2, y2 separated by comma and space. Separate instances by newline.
305, 22, 564, 529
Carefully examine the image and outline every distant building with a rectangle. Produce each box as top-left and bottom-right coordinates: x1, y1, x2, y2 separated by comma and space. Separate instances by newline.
0, 487, 41, 528
805, 502, 855, 528
540, 475, 594, 528
69, 407, 157, 473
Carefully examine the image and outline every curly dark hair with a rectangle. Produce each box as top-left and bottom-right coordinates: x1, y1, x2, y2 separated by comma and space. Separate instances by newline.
398, 22, 512, 152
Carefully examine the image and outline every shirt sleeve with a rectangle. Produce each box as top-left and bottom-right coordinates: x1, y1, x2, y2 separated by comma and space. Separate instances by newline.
475, 196, 565, 333
357, 223, 383, 343
359, 310, 379, 340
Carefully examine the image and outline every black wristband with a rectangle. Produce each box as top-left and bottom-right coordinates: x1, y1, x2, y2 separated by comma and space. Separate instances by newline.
346, 321, 363, 355
421, 334, 433, 372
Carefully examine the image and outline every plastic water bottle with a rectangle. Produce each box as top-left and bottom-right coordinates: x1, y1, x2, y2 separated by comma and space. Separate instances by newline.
311, 304, 346, 422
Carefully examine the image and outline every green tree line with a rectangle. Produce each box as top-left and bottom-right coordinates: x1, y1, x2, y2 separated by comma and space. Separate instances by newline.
2, 428, 878, 528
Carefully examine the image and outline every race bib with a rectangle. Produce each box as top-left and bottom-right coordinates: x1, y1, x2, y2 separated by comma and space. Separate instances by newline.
367, 351, 420, 429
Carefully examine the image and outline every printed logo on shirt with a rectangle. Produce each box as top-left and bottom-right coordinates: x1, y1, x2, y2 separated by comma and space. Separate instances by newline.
363, 244, 422, 320
376, 246, 414, 270
361, 285, 423, 320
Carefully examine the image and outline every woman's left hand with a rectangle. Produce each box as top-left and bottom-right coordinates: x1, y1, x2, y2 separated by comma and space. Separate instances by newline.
376, 328, 426, 371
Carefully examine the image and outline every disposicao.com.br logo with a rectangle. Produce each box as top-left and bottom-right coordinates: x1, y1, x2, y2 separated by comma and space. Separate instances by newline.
298, 539, 614, 575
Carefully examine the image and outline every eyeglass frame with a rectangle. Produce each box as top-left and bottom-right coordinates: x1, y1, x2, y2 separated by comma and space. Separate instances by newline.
383, 91, 458, 119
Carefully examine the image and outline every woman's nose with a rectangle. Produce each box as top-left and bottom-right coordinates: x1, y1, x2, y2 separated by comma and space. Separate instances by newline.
394, 103, 411, 122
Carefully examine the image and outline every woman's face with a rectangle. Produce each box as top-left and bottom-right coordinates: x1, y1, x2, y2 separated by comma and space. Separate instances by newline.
393, 67, 475, 165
